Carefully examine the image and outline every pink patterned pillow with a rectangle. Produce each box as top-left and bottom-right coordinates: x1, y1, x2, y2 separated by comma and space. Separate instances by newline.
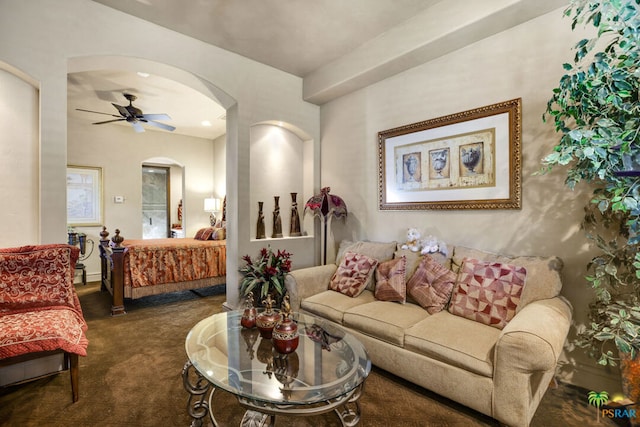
407, 255, 457, 314
374, 256, 407, 303
448, 258, 527, 329
329, 251, 378, 297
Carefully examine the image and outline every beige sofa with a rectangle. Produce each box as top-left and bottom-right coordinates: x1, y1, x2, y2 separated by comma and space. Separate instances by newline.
285, 240, 572, 427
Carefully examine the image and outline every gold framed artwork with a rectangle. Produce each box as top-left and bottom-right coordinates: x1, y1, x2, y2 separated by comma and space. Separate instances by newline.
66, 165, 103, 226
378, 98, 522, 210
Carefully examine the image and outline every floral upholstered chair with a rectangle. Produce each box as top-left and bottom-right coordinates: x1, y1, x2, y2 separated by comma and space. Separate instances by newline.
0, 244, 88, 402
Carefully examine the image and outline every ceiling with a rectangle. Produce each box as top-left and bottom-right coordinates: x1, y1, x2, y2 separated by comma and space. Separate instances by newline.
91, 0, 441, 77
70, 0, 565, 140
69, 0, 442, 140
68, 70, 227, 140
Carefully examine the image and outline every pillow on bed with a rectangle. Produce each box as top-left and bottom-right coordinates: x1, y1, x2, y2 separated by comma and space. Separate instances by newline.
194, 228, 214, 240
210, 227, 226, 240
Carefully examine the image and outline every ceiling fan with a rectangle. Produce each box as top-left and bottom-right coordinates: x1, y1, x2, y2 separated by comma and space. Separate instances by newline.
76, 93, 176, 133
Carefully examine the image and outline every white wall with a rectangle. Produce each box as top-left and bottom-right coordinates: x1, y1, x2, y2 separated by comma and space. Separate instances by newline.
0, 70, 39, 246
0, 0, 320, 310
212, 133, 226, 202
319, 8, 618, 392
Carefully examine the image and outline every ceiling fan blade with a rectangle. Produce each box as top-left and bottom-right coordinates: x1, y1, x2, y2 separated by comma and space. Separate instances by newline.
76, 108, 121, 118
131, 121, 145, 133
112, 103, 131, 118
140, 113, 171, 121
92, 119, 125, 125
144, 120, 176, 132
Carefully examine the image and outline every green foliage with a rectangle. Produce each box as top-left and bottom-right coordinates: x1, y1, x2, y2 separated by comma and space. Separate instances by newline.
542, 0, 640, 365
239, 246, 292, 304
576, 204, 640, 365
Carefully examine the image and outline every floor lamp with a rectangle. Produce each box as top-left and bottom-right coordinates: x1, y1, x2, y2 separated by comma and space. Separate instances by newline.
304, 187, 347, 265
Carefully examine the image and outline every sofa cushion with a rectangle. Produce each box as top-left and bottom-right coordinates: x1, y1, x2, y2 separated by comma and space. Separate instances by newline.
451, 246, 563, 312
329, 251, 378, 297
336, 240, 398, 265
343, 301, 429, 346
404, 311, 500, 377
407, 255, 456, 314
336, 240, 397, 290
301, 290, 376, 324
448, 258, 526, 330
374, 256, 407, 303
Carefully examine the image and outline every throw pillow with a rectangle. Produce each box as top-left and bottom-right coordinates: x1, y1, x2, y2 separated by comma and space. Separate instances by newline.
329, 251, 378, 298
448, 258, 527, 329
451, 246, 562, 312
200, 227, 214, 240
194, 228, 208, 240
374, 256, 407, 303
394, 247, 422, 280
211, 227, 226, 240
406, 255, 457, 314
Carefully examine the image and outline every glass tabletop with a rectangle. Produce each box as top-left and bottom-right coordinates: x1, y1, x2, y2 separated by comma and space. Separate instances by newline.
185, 311, 371, 406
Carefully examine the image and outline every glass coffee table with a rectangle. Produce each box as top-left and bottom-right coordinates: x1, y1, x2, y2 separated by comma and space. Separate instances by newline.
182, 311, 371, 426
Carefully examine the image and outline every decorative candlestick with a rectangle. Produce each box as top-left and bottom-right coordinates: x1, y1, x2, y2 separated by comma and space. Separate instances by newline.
256, 202, 266, 239
272, 196, 283, 238
289, 192, 301, 237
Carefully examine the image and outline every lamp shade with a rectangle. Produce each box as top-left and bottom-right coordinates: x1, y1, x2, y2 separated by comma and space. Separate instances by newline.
304, 187, 347, 265
304, 187, 347, 220
204, 198, 221, 212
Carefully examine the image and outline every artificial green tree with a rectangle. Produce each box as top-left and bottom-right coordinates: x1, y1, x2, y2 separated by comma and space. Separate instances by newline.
542, 0, 640, 366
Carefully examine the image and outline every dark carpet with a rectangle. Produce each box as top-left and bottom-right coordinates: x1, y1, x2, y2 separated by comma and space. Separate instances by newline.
0, 282, 618, 426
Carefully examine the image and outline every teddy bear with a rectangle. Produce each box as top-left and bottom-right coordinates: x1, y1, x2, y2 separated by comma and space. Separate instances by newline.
400, 227, 422, 252
420, 234, 448, 256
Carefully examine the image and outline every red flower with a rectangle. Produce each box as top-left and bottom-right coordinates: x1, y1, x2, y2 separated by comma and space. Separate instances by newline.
239, 246, 294, 301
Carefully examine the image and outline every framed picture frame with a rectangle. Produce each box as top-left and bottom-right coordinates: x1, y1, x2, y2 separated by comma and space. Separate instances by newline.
67, 165, 103, 226
378, 98, 521, 210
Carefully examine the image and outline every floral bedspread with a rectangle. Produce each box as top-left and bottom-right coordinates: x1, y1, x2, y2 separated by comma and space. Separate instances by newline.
122, 238, 226, 289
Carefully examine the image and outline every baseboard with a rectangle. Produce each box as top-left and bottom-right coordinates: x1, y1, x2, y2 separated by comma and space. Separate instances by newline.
560, 360, 622, 393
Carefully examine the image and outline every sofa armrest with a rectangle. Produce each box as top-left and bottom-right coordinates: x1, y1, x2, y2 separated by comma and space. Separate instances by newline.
285, 264, 337, 311
496, 297, 572, 371
492, 296, 572, 426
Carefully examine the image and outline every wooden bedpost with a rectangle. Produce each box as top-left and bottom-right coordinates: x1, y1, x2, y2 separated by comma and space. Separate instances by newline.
99, 226, 110, 292
110, 229, 126, 316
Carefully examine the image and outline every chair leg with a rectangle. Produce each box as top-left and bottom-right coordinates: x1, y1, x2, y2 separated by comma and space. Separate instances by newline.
68, 353, 79, 402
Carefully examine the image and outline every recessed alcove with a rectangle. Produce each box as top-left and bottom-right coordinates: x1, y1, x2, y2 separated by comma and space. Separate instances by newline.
249, 122, 315, 243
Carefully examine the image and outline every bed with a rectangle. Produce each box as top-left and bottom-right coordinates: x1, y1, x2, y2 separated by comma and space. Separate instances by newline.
99, 228, 226, 316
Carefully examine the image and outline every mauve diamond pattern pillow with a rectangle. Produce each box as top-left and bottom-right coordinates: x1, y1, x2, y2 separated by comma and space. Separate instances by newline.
374, 256, 407, 303
448, 258, 527, 329
406, 255, 457, 314
329, 251, 378, 298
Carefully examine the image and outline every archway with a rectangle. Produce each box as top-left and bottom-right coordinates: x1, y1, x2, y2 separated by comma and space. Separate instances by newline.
67, 56, 236, 284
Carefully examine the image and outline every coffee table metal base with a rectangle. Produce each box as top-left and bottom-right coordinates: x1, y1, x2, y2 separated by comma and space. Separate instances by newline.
183, 360, 364, 426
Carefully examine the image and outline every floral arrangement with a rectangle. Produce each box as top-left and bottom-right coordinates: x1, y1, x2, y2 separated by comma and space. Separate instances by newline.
239, 246, 292, 303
